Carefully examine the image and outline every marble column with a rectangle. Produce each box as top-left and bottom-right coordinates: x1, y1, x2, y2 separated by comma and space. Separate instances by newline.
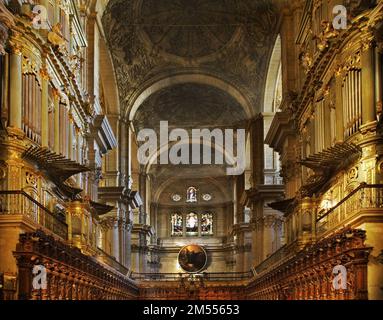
119, 119, 132, 187
110, 218, 120, 262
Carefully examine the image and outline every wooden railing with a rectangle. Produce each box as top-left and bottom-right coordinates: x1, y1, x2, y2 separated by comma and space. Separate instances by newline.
247, 229, 372, 300
13, 230, 138, 300
316, 184, 383, 236
0, 190, 68, 240
131, 271, 252, 282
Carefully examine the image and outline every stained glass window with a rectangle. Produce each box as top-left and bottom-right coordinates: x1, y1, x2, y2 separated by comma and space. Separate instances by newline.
186, 187, 197, 203
171, 213, 183, 236
201, 213, 213, 236
186, 212, 198, 235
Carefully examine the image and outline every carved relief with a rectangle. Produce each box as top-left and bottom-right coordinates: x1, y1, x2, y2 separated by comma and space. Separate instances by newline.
100, 216, 133, 231
25, 171, 38, 187
0, 161, 6, 181
347, 167, 359, 183
103, 0, 279, 110
247, 229, 371, 300
300, 51, 313, 74
315, 21, 339, 52
0, 1, 14, 55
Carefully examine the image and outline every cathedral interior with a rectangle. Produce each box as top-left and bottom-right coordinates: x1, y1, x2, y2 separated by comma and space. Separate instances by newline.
0, 0, 383, 300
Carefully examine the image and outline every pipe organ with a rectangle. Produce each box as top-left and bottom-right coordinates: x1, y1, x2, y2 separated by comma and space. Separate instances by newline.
22, 73, 42, 144
314, 99, 326, 153
59, 101, 69, 157
342, 68, 362, 138
0, 0, 122, 300
266, 0, 383, 300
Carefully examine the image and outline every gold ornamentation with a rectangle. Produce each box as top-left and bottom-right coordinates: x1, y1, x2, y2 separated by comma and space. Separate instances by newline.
300, 51, 313, 74
316, 21, 339, 52
25, 172, 38, 187
48, 23, 66, 48
52, 88, 61, 100
40, 66, 50, 81
69, 54, 84, 74
22, 56, 39, 75
377, 160, 383, 174
8, 38, 22, 55
0, 1, 15, 54
341, 52, 362, 75
362, 38, 374, 51
348, 167, 359, 182
345, 182, 359, 195
0, 166, 6, 180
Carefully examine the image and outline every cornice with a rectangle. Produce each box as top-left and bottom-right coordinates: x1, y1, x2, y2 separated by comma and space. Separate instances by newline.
265, 112, 296, 154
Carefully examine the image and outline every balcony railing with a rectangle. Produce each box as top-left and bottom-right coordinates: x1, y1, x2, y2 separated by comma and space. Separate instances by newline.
316, 184, 383, 236
0, 191, 68, 240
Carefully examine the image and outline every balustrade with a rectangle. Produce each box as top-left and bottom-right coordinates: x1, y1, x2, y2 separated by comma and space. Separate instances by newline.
317, 184, 383, 236
0, 190, 68, 240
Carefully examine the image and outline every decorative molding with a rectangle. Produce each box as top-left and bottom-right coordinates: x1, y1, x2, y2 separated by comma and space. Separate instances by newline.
247, 229, 372, 300
0, 1, 14, 55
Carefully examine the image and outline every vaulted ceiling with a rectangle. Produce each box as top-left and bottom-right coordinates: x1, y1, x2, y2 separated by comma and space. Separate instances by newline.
134, 83, 248, 131
102, 0, 281, 119
102, 0, 281, 203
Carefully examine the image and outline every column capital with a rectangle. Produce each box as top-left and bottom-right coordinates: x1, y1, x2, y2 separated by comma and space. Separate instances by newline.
100, 216, 133, 231
263, 214, 277, 228
0, 1, 15, 55
8, 38, 22, 55
52, 88, 61, 100
40, 66, 50, 81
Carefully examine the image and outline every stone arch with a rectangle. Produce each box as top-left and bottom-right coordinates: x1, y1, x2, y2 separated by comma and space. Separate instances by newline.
126, 73, 254, 121
263, 35, 282, 183
263, 35, 282, 113
144, 138, 237, 175
152, 175, 231, 204
99, 36, 120, 114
